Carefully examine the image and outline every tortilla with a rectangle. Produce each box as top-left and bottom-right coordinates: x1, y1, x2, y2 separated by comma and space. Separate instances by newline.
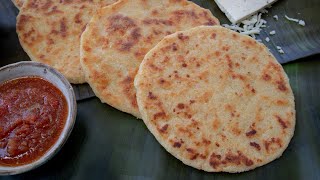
16, 0, 117, 84
80, 0, 219, 118
12, 0, 25, 9
134, 26, 295, 172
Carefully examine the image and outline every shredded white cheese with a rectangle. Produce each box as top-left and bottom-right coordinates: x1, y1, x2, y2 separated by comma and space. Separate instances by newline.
298, 20, 306, 26
265, 37, 270, 42
276, 46, 285, 54
273, 15, 278, 20
222, 10, 267, 39
285, 15, 306, 26
285, 15, 299, 22
221, 10, 305, 55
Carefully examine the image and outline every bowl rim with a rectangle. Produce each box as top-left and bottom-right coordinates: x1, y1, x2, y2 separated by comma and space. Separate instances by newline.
0, 61, 77, 175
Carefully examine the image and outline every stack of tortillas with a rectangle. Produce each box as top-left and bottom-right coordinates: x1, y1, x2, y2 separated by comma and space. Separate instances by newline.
16, 0, 117, 83
80, 0, 219, 118
14, 0, 295, 173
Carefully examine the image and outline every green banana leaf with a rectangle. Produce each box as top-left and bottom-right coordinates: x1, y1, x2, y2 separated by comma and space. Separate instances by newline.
0, 0, 320, 179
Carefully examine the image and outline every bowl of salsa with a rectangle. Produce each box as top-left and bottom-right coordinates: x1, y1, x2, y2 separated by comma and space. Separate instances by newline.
0, 61, 76, 175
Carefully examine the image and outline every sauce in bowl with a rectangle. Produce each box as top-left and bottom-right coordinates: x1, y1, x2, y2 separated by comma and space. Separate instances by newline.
0, 77, 68, 166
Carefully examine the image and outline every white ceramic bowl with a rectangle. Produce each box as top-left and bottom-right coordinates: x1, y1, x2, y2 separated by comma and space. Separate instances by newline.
0, 61, 77, 175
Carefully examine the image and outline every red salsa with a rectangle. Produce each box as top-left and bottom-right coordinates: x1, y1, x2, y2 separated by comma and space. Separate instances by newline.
0, 77, 68, 166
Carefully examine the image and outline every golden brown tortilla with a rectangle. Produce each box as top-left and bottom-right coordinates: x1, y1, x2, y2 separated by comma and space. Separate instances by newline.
134, 26, 295, 172
80, 0, 219, 117
12, 0, 25, 9
17, 0, 117, 83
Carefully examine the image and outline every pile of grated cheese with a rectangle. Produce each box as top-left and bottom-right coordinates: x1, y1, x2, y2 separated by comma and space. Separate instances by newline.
222, 12, 267, 39
222, 10, 306, 54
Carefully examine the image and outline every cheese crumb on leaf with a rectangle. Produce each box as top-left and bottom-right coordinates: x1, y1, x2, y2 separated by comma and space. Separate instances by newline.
299, 20, 306, 26
265, 37, 270, 42
276, 46, 285, 54
285, 15, 299, 22
285, 15, 306, 26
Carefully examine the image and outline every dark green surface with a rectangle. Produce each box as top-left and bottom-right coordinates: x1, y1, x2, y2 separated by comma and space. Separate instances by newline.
1, 0, 320, 179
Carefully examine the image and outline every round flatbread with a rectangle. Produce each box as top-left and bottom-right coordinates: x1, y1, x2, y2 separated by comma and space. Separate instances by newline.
16, 0, 117, 84
80, 0, 219, 118
12, 0, 25, 9
134, 26, 295, 172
